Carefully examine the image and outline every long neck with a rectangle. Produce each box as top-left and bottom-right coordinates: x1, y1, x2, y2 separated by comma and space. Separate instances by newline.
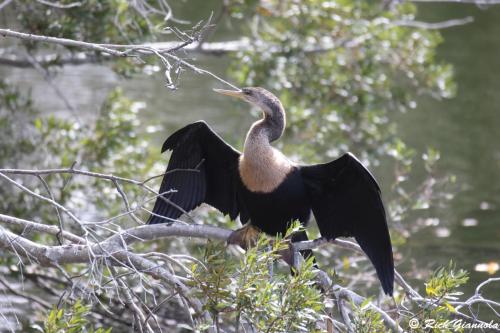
244, 104, 285, 154
240, 106, 291, 192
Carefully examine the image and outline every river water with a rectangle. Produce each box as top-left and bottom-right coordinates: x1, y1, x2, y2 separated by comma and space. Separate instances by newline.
0, 1, 499, 330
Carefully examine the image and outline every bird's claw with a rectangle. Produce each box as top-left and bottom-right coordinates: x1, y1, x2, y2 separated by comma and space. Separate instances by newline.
227, 224, 261, 250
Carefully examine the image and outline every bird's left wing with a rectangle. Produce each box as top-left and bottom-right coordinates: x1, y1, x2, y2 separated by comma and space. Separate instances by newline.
147, 121, 243, 224
300, 153, 394, 295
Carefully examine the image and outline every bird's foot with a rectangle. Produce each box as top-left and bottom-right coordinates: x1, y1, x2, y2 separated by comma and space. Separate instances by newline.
277, 245, 294, 268
227, 224, 261, 250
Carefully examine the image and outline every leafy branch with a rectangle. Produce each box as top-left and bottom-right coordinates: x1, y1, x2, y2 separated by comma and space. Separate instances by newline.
0, 168, 498, 332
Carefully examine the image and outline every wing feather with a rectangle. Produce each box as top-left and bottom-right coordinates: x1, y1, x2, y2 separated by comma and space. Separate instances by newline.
300, 152, 394, 295
148, 121, 241, 224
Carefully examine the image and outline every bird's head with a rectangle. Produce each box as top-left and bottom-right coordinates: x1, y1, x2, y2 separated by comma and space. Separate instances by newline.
213, 87, 284, 120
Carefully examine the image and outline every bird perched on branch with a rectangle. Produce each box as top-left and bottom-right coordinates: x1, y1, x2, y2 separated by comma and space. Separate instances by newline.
148, 87, 394, 295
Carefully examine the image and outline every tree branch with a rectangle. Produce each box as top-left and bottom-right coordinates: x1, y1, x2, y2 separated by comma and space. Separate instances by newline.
35, 0, 82, 9
0, 27, 240, 90
392, 16, 474, 29
0, 11, 475, 70
0, 29, 131, 57
291, 237, 499, 330
0, 166, 498, 331
0, 213, 85, 244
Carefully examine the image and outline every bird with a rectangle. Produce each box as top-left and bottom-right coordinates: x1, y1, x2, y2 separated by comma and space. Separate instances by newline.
148, 87, 394, 295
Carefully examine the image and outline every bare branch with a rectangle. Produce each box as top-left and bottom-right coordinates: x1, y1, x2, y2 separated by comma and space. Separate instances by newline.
0, 0, 13, 11
0, 29, 131, 57
392, 16, 474, 29
0, 213, 85, 244
0, 275, 51, 309
0, 166, 497, 330
35, 0, 82, 9
0, 28, 239, 90
2, 211, 498, 330
291, 237, 500, 329
0, 171, 84, 228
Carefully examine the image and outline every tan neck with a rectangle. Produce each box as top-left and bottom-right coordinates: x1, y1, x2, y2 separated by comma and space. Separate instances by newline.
243, 120, 269, 156
239, 120, 293, 193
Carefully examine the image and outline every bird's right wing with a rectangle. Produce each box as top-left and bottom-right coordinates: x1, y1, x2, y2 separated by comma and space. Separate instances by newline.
300, 153, 394, 295
147, 121, 243, 224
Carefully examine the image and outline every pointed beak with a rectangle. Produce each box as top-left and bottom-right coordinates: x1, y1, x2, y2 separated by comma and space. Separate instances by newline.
213, 88, 245, 100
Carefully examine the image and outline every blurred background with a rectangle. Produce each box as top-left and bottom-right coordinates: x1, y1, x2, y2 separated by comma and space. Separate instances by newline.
0, 0, 499, 331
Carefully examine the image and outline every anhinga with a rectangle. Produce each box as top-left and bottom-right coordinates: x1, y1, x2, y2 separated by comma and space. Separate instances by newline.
148, 87, 394, 295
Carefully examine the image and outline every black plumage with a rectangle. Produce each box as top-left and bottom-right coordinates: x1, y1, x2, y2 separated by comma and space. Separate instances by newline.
148, 87, 394, 296
149, 122, 240, 223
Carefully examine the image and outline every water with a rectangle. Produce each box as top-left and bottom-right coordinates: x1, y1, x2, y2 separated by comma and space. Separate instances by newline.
399, 3, 500, 299
1, 1, 499, 328
132, 1, 500, 301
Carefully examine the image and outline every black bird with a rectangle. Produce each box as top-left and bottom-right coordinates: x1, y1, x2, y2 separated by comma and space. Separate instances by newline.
148, 87, 394, 295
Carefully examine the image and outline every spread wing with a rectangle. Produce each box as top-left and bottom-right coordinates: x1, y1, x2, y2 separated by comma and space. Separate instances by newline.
300, 153, 394, 295
147, 121, 243, 224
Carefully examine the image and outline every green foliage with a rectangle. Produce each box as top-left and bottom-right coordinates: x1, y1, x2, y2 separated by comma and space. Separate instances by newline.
224, 3, 469, 329
41, 300, 111, 333
0, 1, 476, 331
35, 88, 152, 177
226, 0, 460, 251
13, 0, 160, 46
0, 69, 156, 331
351, 298, 386, 333
387, 143, 457, 229
425, 261, 468, 300
0, 80, 37, 164
10, 1, 170, 76
229, 0, 455, 164
402, 262, 469, 333
80, 89, 156, 215
0, 80, 155, 222
82, 89, 152, 175
0, 80, 48, 220
190, 224, 325, 332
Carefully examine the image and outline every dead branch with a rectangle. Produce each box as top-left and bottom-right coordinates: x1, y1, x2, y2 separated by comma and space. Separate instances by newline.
0, 10, 476, 71
0, 26, 240, 90
34, 0, 82, 9
291, 238, 500, 330
0, 167, 498, 332
392, 16, 474, 29
0, 29, 132, 57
